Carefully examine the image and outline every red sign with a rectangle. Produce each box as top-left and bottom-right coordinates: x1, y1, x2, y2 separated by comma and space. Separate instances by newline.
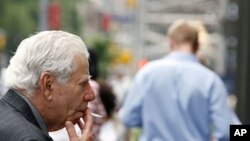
48, 3, 61, 30
101, 14, 111, 32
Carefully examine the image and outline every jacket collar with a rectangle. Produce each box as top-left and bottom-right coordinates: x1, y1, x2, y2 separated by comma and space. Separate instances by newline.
1, 89, 53, 141
2, 89, 40, 127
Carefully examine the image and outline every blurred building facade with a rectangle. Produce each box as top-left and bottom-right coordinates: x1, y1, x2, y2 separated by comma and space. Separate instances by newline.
0, 0, 249, 124
235, 0, 250, 124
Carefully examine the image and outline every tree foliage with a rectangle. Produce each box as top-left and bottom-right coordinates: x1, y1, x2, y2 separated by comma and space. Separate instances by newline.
0, 0, 38, 54
90, 38, 113, 78
0, 0, 81, 56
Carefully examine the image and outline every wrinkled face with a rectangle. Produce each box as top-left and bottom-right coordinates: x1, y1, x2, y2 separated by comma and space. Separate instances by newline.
50, 55, 95, 130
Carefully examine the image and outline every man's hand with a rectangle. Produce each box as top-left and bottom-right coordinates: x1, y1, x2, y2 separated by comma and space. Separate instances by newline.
65, 109, 93, 141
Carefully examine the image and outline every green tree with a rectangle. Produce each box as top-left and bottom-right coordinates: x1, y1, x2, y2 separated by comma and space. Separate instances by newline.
90, 38, 113, 79
0, 0, 38, 56
0, 0, 82, 57
60, 0, 81, 35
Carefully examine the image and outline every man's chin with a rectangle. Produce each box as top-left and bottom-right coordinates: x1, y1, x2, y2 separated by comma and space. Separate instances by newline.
48, 124, 66, 132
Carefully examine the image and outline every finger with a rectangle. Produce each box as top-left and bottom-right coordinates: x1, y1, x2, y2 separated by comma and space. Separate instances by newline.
83, 109, 93, 133
80, 109, 94, 141
77, 118, 85, 132
65, 121, 78, 141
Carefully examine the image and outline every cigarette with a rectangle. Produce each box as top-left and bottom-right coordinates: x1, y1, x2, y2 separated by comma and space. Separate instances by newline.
91, 113, 103, 118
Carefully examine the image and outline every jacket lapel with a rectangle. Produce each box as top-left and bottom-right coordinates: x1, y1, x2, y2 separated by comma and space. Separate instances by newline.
2, 89, 41, 129
2, 89, 54, 141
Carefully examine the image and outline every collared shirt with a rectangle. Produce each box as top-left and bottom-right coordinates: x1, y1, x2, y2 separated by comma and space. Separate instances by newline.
15, 90, 49, 136
119, 52, 240, 141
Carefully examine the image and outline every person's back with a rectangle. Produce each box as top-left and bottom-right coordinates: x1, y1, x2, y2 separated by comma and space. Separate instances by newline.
119, 20, 240, 141
144, 53, 236, 140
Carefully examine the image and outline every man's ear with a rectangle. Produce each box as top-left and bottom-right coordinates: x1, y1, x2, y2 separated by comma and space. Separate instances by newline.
38, 72, 54, 101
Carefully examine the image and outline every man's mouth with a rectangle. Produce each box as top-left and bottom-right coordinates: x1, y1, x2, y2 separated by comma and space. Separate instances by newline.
66, 110, 84, 124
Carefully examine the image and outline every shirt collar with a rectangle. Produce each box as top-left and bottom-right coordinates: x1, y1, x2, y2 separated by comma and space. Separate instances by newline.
166, 51, 199, 63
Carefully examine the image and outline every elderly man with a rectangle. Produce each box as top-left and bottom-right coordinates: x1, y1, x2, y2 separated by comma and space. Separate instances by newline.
0, 31, 95, 141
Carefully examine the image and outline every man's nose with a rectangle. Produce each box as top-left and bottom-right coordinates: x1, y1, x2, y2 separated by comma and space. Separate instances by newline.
84, 84, 96, 101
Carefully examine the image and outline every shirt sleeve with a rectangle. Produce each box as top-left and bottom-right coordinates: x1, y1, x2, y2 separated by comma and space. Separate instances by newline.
119, 70, 149, 128
209, 75, 241, 141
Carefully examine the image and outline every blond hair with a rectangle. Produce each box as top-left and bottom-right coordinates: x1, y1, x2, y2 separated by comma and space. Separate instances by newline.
167, 20, 199, 52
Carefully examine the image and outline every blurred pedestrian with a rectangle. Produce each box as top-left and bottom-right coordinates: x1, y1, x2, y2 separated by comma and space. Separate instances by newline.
87, 47, 106, 138
109, 67, 131, 108
98, 80, 126, 141
0, 31, 95, 141
119, 20, 240, 141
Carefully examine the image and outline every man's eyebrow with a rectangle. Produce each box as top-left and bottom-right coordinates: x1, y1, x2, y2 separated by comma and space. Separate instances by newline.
79, 75, 91, 83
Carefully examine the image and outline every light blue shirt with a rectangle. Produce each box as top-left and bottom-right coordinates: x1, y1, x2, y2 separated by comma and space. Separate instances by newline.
119, 52, 240, 141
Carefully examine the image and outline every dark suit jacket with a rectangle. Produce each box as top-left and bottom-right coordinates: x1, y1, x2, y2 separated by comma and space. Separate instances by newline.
0, 89, 53, 141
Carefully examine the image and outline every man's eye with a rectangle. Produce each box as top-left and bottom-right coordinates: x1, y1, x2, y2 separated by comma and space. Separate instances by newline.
80, 81, 88, 86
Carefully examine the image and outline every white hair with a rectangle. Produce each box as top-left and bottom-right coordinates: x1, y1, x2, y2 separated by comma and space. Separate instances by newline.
4, 30, 89, 94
